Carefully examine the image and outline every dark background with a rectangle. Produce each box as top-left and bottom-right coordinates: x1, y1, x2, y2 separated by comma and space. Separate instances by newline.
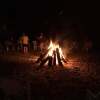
0, 0, 100, 47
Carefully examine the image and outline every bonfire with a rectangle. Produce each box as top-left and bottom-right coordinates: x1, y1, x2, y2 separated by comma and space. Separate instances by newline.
35, 40, 67, 67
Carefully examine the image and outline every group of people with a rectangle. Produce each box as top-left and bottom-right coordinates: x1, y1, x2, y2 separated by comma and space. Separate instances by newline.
0, 32, 93, 55
0, 32, 48, 54
18, 33, 48, 53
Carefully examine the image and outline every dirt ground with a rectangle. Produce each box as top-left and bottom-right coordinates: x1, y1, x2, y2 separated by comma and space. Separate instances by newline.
0, 53, 100, 100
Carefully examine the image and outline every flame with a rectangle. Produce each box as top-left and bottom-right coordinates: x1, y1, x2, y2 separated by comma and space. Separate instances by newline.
47, 40, 64, 59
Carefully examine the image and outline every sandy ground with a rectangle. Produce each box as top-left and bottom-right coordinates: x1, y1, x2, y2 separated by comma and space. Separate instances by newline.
0, 53, 100, 100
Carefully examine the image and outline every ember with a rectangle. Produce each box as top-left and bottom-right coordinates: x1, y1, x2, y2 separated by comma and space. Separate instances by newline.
35, 40, 67, 67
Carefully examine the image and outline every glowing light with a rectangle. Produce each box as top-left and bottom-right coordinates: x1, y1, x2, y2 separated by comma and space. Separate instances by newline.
47, 40, 65, 65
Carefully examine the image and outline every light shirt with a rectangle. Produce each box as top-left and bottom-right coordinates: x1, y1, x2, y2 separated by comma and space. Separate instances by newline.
22, 35, 29, 45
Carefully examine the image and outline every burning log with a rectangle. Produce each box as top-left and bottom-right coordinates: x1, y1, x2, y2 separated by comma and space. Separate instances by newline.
35, 40, 68, 68
48, 56, 52, 67
56, 48, 63, 67
35, 53, 45, 64
53, 50, 56, 66
35, 49, 49, 64
39, 57, 49, 66
62, 57, 67, 63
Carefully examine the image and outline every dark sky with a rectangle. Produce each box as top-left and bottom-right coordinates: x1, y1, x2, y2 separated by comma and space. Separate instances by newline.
17, 1, 100, 37
17, 1, 82, 33
0, 0, 15, 31
0, 0, 100, 40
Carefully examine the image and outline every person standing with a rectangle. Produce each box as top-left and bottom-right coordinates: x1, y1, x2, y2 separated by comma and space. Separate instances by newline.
37, 33, 44, 52
18, 36, 22, 52
32, 40, 37, 51
22, 33, 29, 53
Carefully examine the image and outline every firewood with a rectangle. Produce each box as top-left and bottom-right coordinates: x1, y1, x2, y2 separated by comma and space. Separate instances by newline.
56, 48, 63, 67
53, 50, 56, 66
48, 56, 52, 67
62, 57, 67, 63
39, 57, 49, 66
35, 49, 49, 64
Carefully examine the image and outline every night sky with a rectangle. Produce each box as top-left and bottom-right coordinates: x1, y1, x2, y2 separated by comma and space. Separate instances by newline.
0, 0, 100, 42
